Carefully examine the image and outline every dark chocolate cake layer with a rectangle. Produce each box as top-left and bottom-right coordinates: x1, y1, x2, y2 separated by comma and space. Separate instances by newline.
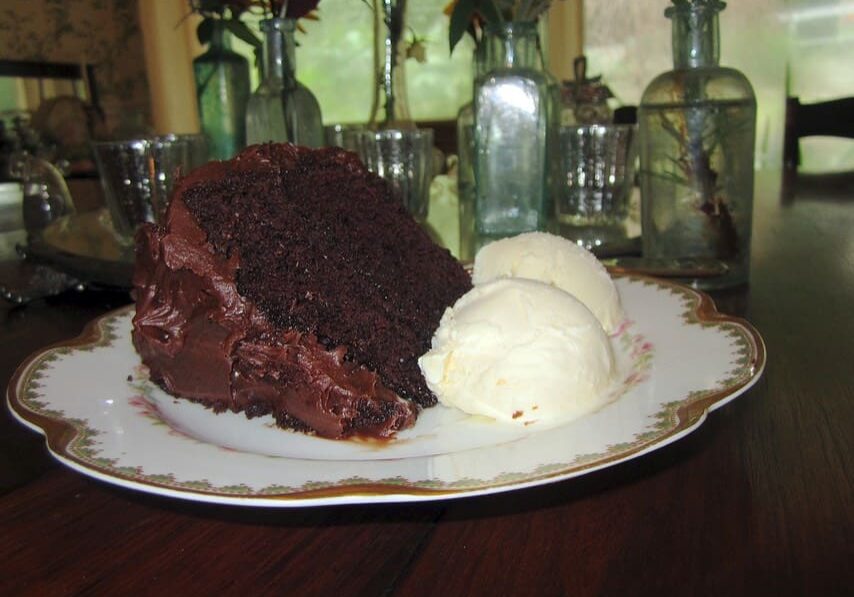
132, 143, 471, 439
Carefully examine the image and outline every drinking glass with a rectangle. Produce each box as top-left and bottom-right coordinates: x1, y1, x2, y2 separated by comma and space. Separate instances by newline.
323, 124, 364, 150
92, 134, 207, 241
350, 128, 434, 221
556, 124, 637, 252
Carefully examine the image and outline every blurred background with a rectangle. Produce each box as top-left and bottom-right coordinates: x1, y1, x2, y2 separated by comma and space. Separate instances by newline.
0, 0, 851, 173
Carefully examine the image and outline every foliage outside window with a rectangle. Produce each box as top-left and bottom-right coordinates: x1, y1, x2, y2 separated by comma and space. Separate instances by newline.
227, 0, 475, 124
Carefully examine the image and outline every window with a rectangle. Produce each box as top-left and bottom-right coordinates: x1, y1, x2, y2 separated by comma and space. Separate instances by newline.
584, 0, 854, 172
231, 0, 476, 125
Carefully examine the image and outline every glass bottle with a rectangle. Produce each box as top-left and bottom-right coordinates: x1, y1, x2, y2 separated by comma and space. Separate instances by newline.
456, 42, 486, 262
639, 0, 756, 289
245, 18, 323, 148
368, 0, 414, 129
473, 22, 556, 240
193, 21, 250, 161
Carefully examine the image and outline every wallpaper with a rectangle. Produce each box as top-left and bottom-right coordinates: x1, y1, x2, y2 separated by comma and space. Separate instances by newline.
0, 0, 151, 133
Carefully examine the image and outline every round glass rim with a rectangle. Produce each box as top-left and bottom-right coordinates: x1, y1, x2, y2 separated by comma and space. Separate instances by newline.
352, 128, 434, 143
484, 21, 539, 36
324, 123, 364, 133
91, 133, 207, 149
559, 123, 637, 134
259, 17, 298, 32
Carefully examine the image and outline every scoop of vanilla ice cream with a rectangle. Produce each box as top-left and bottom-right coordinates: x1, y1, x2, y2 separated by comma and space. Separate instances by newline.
472, 231, 623, 333
419, 277, 615, 425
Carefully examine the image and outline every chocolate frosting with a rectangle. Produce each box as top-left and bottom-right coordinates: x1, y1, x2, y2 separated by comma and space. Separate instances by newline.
132, 193, 417, 439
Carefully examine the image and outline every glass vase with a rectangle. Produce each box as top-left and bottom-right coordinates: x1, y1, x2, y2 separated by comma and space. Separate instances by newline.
368, 0, 414, 129
473, 22, 556, 240
245, 18, 323, 148
639, 0, 756, 289
193, 21, 250, 161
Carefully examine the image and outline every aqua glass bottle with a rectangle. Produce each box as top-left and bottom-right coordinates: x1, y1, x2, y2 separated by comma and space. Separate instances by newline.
639, 0, 756, 289
456, 42, 487, 261
193, 21, 250, 161
473, 22, 556, 240
245, 18, 323, 148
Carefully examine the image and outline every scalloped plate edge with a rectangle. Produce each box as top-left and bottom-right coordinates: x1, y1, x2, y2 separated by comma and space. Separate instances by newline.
6, 276, 766, 506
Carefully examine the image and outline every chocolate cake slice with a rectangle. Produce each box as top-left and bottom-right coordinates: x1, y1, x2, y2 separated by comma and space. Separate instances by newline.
132, 143, 471, 439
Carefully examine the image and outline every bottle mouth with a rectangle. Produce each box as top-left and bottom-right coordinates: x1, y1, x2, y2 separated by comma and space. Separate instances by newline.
665, 0, 726, 19
260, 17, 297, 33
484, 21, 539, 37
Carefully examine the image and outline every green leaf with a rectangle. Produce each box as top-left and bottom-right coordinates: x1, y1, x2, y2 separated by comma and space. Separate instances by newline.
196, 18, 214, 46
449, 0, 476, 54
478, 0, 502, 25
198, 0, 221, 12
224, 18, 261, 48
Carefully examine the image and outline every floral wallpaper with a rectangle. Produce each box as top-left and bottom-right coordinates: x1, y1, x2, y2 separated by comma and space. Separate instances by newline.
0, 0, 151, 133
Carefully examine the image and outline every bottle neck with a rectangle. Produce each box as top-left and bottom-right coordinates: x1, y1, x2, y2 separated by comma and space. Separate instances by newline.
369, 0, 412, 128
668, 3, 722, 69
209, 20, 231, 50
260, 18, 296, 85
484, 22, 541, 70
472, 41, 487, 80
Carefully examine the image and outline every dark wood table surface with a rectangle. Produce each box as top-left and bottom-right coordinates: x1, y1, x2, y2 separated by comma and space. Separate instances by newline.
1, 171, 852, 595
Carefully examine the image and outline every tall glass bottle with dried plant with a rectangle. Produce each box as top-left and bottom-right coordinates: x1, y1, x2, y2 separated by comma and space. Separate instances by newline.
639, 0, 756, 288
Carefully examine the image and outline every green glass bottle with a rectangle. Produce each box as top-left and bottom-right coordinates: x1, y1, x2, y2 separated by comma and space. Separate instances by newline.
193, 21, 250, 161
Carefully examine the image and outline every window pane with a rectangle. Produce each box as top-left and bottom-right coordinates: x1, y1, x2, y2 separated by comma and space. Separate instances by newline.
405, 1, 475, 120
296, 3, 373, 124
231, 1, 474, 125
780, 0, 854, 172
584, 0, 854, 172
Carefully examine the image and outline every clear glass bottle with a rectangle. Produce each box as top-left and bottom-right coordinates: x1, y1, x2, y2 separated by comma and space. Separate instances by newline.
245, 18, 323, 148
456, 43, 486, 262
639, 0, 756, 289
368, 0, 414, 129
193, 21, 251, 160
473, 22, 556, 240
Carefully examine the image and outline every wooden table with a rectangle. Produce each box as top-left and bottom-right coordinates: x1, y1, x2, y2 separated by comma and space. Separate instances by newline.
1, 171, 852, 595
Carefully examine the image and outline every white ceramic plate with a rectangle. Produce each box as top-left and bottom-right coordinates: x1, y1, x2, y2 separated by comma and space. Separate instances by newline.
7, 275, 764, 507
